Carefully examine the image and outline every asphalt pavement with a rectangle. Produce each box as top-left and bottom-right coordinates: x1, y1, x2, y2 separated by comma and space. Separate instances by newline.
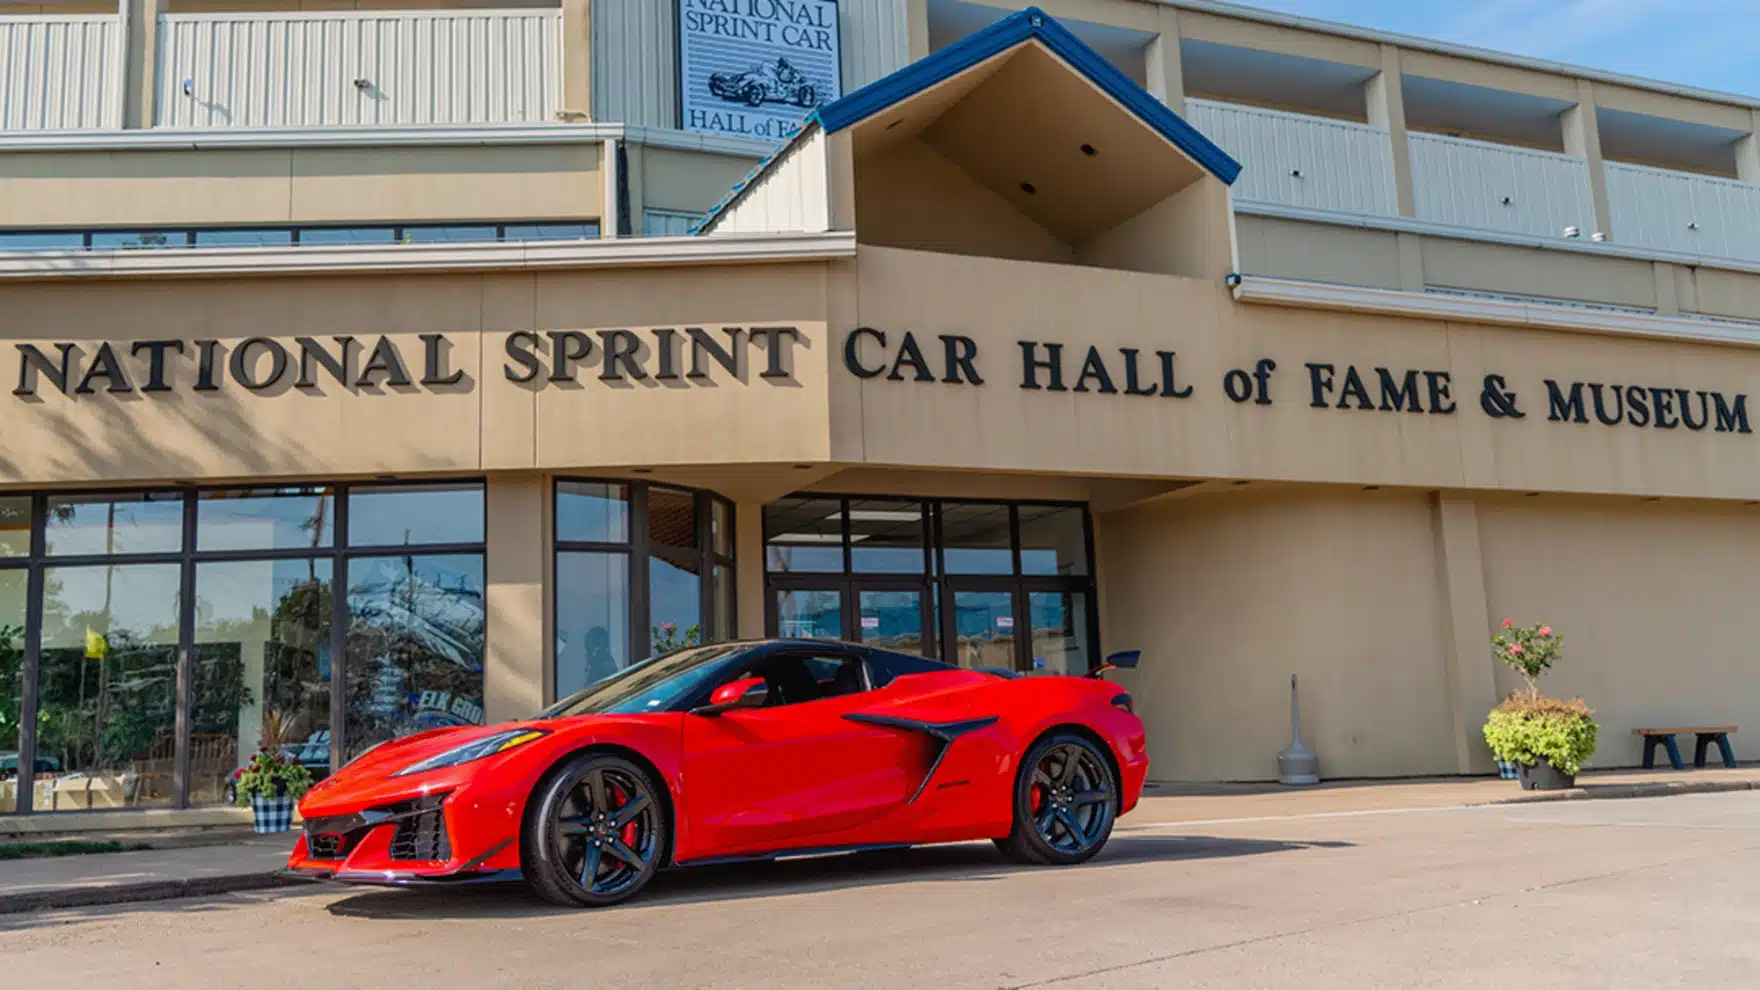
2, 791, 1756, 989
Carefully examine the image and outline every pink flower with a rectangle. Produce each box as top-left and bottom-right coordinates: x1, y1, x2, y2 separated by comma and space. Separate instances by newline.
662, 622, 676, 632
1508, 643, 1524, 655
1501, 619, 1513, 629
1538, 626, 1552, 637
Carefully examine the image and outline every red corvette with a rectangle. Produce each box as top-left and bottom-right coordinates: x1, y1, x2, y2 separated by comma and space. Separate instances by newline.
286, 638, 1147, 907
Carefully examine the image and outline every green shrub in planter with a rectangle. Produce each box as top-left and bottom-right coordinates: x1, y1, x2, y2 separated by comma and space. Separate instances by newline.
235, 748, 315, 806
1483, 695, 1599, 776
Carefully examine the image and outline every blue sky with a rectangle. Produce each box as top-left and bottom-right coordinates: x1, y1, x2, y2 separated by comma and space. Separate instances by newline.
1241, 1, 1760, 98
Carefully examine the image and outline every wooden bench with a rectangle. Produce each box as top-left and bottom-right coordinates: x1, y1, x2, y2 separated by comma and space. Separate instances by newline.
1633, 727, 1737, 770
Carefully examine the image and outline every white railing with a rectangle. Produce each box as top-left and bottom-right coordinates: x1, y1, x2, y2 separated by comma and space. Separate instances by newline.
1606, 161, 1760, 264
154, 9, 562, 129
1409, 132, 1594, 238
1186, 98, 1398, 217
0, 15, 125, 131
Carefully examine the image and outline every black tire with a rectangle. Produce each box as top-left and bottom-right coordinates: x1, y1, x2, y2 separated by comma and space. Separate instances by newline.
997, 733, 1118, 866
521, 751, 667, 908
743, 85, 764, 108
794, 86, 816, 108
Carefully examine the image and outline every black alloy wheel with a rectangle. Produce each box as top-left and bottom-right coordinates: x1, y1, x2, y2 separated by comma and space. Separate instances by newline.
995, 733, 1117, 865
522, 752, 666, 907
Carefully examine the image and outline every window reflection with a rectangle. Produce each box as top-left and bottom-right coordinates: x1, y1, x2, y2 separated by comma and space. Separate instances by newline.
650, 549, 702, 654
44, 493, 184, 557
35, 563, 181, 810
940, 503, 1014, 574
555, 552, 629, 697
344, 554, 486, 760
765, 497, 843, 572
0, 571, 25, 812
348, 483, 484, 547
849, 499, 925, 573
0, 497, 29, 558
556, 482, 629, 544
1018, 506, 1088, 576
197, 488, 335, 552
193, 559, 333, 805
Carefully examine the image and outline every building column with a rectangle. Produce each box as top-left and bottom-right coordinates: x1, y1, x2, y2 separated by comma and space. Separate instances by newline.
1653, 262, 1681, 315
485, 473, 550, 720
1365, 44, 1415, 218
1144, 8, 1184, 114
905, 0, 930, 62
735, 501, 766, 639
123, 0, 162, 129
1431, 493, 1500, 775
1562, 79, 1614, 239
1735, 109, 1760, 184
559, 0, 592, 122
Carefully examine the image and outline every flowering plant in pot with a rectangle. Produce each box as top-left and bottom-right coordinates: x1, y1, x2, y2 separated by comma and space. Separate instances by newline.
1483, 620, 1599, 789
651, 621, 701, 655
235, 710, 315, 833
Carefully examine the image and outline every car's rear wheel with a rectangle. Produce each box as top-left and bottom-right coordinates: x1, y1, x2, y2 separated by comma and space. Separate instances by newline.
996, 733, 1117, 865
794, 86, 816, 107
743, 85, 764, 107
522, 752, 666, 907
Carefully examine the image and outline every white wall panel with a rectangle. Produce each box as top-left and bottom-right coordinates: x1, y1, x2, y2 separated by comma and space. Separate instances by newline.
705, 127, 827, 234
591, 0, 675, 129
0, 15, 122, 131
156, 10, 561, 129
1410, 132, 1594, 239
1186, 98, 1397, 217
1607, 161, 1760, 264
838, 0, 909, 93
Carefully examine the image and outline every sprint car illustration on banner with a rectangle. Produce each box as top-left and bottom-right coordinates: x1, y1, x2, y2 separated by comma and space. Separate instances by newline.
708, 56, 825, 109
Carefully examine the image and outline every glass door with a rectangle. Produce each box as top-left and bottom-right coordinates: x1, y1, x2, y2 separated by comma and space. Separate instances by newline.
854, 587, 929, 656
772, 586, 842, 641
946, 586, 1017, 671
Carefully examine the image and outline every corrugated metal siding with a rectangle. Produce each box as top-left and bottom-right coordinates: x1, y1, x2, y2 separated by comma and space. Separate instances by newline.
1606, 161, 1760, 263
643, 208, 700, 236
591, 0, 675, 129
709, 128, 827, 234
0, 15, 122, 131
1409, 132, 1594, 238
838, 0, 909, 93
1186, 98, 1396, 217
155, 10, 561, 129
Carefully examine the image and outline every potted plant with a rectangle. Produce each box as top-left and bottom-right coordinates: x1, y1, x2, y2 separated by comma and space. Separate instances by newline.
234, 710, 315, 833
1483, 620, 1599, 790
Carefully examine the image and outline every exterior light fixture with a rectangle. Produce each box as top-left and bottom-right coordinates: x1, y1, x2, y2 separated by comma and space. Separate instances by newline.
1019, 182, 1037, 195
1080, 144, 1097, 157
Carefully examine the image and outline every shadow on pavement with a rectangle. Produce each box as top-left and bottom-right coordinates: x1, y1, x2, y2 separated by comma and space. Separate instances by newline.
320, 832, 1353, 921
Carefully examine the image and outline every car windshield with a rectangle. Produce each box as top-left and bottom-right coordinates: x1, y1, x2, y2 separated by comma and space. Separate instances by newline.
538, 643, 746, 719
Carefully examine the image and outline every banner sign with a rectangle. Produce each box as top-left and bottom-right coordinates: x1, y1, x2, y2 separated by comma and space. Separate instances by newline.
678, 0, 841, 142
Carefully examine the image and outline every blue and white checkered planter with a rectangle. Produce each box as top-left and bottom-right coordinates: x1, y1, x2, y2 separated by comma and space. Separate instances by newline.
250, 795, 296, 833
1496, 759, 1520, 780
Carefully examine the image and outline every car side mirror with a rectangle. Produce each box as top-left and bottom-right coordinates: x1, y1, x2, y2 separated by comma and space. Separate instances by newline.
693, 677, 768, 715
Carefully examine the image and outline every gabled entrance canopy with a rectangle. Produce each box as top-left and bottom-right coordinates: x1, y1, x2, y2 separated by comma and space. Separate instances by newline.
696, 8, 1241, 258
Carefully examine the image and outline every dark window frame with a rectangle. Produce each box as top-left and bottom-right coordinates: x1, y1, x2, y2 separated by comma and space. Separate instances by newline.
552, 478, 737, 702
5, 479, 487, 815
762, 494, 1099, 673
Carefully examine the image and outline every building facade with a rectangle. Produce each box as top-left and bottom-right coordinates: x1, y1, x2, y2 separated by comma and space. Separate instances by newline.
4, 1, 1760, 816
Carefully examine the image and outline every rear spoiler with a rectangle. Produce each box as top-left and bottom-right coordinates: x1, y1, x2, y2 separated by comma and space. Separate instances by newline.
1087, 650, 1140, 679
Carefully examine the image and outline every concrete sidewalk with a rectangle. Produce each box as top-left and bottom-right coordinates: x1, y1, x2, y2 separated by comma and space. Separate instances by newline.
2, 763, 1755, 914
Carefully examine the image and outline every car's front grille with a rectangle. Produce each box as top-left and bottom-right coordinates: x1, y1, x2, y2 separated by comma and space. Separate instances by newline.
389, 801, 451, 861
303, 814, 369, 861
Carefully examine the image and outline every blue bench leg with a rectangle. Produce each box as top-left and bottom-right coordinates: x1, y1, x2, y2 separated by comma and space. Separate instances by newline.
1717, 735, 1737, 769
1665, 736, 1685, 770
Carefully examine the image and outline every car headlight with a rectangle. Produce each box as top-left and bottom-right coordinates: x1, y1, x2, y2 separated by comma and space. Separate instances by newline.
390, 729, 548, 777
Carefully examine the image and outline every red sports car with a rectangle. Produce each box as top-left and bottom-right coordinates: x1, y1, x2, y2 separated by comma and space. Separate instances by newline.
286, 639, 1147, 907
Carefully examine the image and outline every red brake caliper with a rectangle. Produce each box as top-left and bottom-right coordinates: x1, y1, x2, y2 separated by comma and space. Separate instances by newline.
614, 784, 638, 846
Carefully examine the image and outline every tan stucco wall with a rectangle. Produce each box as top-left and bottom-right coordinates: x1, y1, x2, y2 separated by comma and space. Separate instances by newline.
640, 147, 763, 215
0, 145, 603, 228
1477, 494, 1760, 768
854, 138, 1075, 265
1096, 486, 1459, 781
1235, 215, 1406, 290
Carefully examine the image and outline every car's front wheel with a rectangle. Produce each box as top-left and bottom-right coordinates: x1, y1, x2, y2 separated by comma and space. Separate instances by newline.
521, 751, 666, 907
743, 85, 765, 107
995, 733, 1118, 865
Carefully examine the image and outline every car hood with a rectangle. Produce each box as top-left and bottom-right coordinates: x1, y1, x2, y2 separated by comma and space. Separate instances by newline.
309, 722, 541, 787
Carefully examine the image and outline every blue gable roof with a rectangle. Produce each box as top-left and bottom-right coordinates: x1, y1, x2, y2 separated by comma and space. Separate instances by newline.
694, 7, 1241, 235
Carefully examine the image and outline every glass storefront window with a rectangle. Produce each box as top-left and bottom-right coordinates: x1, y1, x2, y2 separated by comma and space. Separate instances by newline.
0, 570, 25, 813
940, 503, 1014, 574
1019, 506, 1089, 577
650, 549, 703, 653
44, 493, 183, 556
950, 590, 1015, 670
557, 482, 629, 544
765, 498, 844, 573
197, 488, 336, 552
849, 499, 925, 574
347, 483, 484, 548
0, 497, 29, 557
711, 564, 735, 642
1028, 591, 1092, 676
711, 500, 733, 558
776, 588, 841, 640
649, 487, 698, 549
192, 559, 333, 806
344, 554, 485, 762
36, 563, 181, 811
555, 552, 630, 698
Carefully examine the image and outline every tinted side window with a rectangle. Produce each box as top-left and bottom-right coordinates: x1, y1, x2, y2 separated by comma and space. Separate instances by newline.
866, 649, 953, 688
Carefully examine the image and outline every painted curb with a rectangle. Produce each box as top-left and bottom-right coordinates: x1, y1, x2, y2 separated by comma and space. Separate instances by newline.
1483, 778, 1758, 806
0, 872, 300, 915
